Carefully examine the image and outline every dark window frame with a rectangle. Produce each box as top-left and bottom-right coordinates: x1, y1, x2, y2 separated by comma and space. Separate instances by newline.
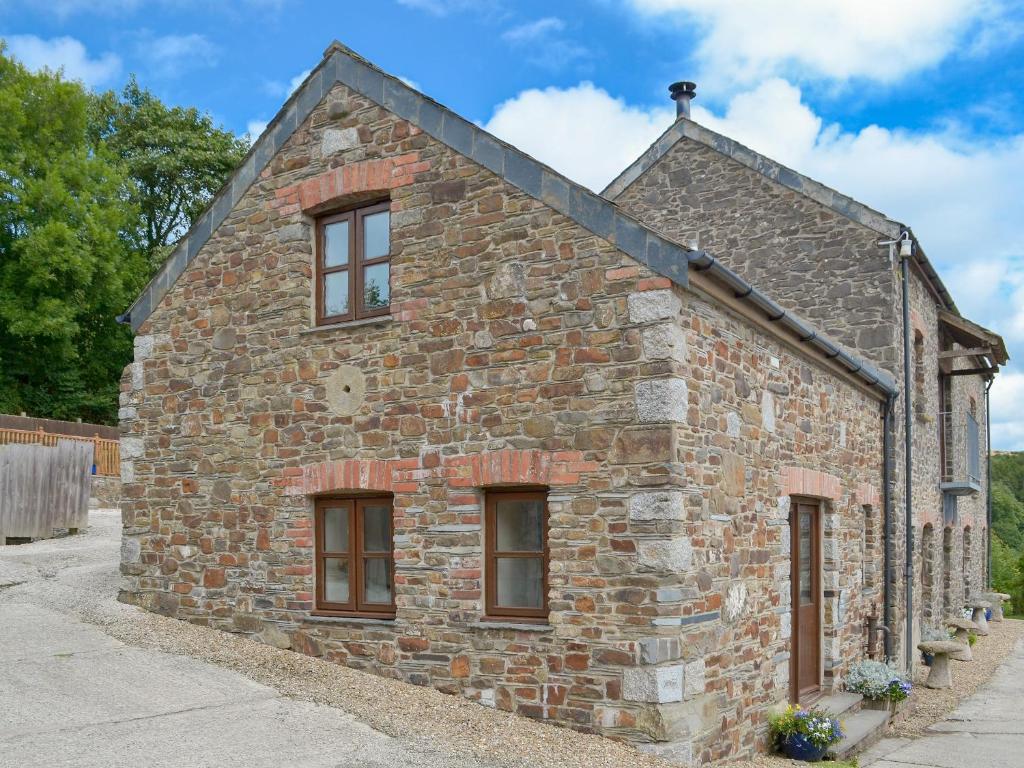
315, 200, 391, 325
484, 490, 549, 621
313, 496, 395, 618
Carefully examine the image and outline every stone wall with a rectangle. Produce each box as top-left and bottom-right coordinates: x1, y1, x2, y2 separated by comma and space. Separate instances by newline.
89, 475, 121, 509
612, 136, 897, 372
612, 131, 993, 667
118, 80, 886, 763
653, 282, 885, 762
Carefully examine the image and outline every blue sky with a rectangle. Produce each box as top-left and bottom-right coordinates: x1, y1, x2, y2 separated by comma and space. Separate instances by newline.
3, 0, 1024, 447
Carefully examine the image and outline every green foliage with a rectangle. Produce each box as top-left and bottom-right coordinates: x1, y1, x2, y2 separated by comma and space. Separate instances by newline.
0, 45, 144, 423
992, 452, 1024, 615
992, 480, 1024, 551
91, 77, 249, 271
845, 660, 911, 701
0, 44, 247, 424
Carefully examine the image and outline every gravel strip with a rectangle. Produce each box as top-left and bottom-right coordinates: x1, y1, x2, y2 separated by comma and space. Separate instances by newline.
8, 512, 1016, 768
1, 512, 678, 768
890, 617, 1024, 737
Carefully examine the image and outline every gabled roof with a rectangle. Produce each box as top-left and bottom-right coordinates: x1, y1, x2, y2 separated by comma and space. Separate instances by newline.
602, 115, 960, 314
122, 41, 896, 397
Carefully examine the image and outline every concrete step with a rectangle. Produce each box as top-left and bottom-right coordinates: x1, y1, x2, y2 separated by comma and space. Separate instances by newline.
833, 708, 891, 761
816, 691, 863, 717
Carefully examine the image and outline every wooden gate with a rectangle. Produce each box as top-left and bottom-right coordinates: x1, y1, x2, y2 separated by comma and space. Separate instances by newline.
0, 439, 92, 542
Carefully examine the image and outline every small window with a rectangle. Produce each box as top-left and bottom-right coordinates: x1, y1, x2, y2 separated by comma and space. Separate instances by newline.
485, 491, 549, 620
316, 201, 391, 324
314, 497, 395, 616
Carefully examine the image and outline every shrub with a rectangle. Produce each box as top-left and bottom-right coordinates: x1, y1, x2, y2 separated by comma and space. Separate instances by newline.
769, 705, 844, 749
846, 660, 912, 702
968, 632, 978, 646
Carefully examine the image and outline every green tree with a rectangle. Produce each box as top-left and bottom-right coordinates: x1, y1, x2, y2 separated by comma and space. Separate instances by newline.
0, 45, 145, 423
91, 77, 249, 270
991, 534, 1020, 613
992, 480, 1024, 552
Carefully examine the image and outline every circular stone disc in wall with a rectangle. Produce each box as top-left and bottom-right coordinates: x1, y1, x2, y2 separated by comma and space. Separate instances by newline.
325, 365, 366, 416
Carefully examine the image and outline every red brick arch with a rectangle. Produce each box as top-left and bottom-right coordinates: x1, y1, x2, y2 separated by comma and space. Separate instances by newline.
272, 153, 425, 214
781, 466, 842, 501
277, 449, 597, 496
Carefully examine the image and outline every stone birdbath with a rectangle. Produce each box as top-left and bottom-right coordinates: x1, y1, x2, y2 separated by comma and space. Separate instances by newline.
945, 617, 978, 661
985, 592, 1011, 622
969, 601, 991, 636
917, 640, 963, 689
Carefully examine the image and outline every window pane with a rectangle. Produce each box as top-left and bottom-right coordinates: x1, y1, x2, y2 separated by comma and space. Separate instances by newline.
324, 221, 349, 267
324, 271, 349, 317
323, 506, 348, 552
496, 557, 544, 608
799, 511, 812, 604
362, 210, 389, 260
362, 504, 391, 553
363, 263, 390, 309
495, 498, 544, 552
324, 557, 349, 603
363, 558, 392, 604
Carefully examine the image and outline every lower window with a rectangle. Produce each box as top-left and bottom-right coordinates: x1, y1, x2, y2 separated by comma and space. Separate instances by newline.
314, 497, 395, 616
485, 491, 549, 620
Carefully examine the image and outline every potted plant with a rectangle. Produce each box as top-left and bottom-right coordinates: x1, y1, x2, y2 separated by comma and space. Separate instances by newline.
846, 660, 912, 713
769, 705, 843, 762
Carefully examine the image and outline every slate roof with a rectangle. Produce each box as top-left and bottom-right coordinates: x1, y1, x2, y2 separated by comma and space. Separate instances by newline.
122, 41, 896, 397
602, 115, 961, 314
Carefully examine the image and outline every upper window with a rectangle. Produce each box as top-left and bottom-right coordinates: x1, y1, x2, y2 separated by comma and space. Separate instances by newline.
485, 491, 549, 621
314, 497, 395, 617
316, 201, 391, 325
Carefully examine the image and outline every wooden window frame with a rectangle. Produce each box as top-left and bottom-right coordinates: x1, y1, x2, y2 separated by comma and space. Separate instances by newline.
314, 496, 395, 618
315, 200, 391, 325
484, 490, 549, 622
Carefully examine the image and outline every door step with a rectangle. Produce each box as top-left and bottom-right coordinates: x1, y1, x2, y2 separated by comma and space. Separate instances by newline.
832, 707, 891, 761
815, 692, 863, 718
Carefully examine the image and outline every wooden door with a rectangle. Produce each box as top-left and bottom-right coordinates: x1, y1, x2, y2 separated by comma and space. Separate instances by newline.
791, 500, 821, 702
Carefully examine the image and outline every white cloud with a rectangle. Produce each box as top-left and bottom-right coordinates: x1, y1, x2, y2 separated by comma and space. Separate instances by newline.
483, 76, 1024, 448
991, 372, 1024, 450
44, 0, 140, 20
243, 119, 268, 144
484, 82, 672, 191
137, 32, 218, 78
4, 34, 121, 87
499, 16, 588, 70
396, 0, 479, 15
263, 68, 311, 99
502, 17, 565, 44
628, 0, 1004, 89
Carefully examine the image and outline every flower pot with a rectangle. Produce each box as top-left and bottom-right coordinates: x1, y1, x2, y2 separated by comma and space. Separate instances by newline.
986, 608, 993, 622
781, 734, 829, 762
922, 652, 934, 666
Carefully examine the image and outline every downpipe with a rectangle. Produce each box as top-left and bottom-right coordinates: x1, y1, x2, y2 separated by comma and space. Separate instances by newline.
882, 395, 896, 662
986, 377, 994, 588
899, 235, 915, 672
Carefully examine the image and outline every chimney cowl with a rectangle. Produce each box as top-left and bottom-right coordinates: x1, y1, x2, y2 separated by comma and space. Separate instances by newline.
669, 81, 697, 119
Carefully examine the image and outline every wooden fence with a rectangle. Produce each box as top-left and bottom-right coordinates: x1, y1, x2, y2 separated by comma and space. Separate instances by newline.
0, 439, 92, 541
0, 427, 119, 476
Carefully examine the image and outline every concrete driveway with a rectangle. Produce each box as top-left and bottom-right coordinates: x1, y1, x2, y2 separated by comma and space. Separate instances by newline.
863, 637, 1024, 768
0, 511, 498, 768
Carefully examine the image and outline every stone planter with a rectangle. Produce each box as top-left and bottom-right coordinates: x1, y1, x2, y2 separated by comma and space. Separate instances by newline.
862, 697, 907, 716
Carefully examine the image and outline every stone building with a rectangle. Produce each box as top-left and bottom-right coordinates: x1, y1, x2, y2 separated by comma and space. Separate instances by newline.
115, 43, 992, 763
605, 84, 1008, 668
